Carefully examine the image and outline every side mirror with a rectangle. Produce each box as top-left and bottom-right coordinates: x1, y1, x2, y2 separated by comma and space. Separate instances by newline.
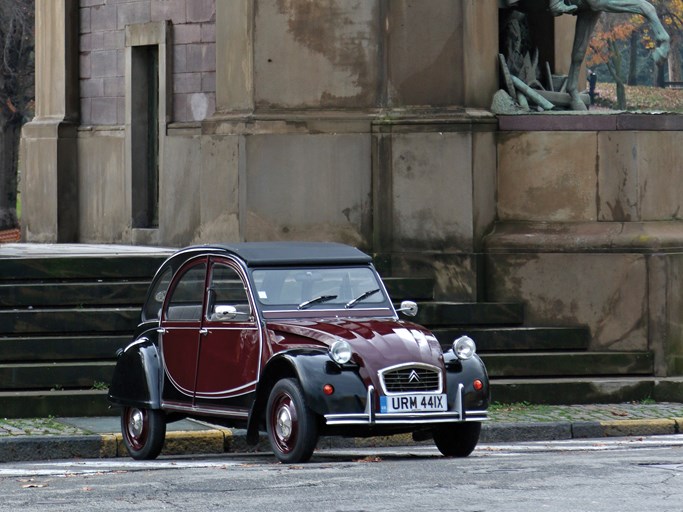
213, 305, 239, 320
397, 300, 418, 317
212, 305, 252, 321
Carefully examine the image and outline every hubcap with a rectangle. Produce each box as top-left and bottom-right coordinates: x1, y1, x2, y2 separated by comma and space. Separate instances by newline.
276, 405, 293, 441
128, 408, 145, 439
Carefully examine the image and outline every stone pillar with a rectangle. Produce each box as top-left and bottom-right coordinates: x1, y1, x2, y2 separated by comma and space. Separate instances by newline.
463, 0, 499, 108
372, 1, 499, 299
202, 0, 252, 244
21, 0, 80, 242
386, 0, 499, 109
216, 0, 254, 113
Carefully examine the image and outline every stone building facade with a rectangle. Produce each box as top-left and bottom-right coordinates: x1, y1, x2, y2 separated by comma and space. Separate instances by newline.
20, 0, 683, 377
22, 0, 502, 300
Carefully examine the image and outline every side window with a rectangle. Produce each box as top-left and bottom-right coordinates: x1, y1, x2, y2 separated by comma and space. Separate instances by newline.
207, 262, 251, 321
143, 267, 172, 321
164, 262, 207, 322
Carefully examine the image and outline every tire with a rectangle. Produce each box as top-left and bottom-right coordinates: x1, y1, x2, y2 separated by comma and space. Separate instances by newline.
433, 422, 481, 458
266, 378, 319, 463
121, 406, 166, 460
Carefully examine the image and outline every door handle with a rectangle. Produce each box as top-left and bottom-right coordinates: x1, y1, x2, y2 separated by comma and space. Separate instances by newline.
199, 328, 209, 335
157, 328, 167, 334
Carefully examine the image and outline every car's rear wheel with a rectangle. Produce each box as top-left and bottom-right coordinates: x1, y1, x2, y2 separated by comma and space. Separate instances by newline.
432, 422, 481, 457
121, 406, 166, 460
266, 378, 319, 463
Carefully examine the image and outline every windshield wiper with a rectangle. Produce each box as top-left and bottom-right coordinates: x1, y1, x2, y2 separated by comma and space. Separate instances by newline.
298, 295, 338, 310
345, 288, 381, 309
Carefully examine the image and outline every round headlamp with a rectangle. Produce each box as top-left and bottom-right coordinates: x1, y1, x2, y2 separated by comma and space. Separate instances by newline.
453, 335, 476, 360
329, 339, 353, 364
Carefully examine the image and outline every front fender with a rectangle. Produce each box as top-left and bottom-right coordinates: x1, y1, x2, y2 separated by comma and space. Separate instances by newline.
108, 333, 162, 410
287, 351, 368, 417
444, 352, 490, 412
246, 349, 367, 443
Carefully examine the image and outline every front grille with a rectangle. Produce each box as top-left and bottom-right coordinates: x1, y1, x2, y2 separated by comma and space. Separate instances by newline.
380, 365, 442, 393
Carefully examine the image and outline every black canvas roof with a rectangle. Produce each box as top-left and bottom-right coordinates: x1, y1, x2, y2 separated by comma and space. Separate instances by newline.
178, 242, 372, 267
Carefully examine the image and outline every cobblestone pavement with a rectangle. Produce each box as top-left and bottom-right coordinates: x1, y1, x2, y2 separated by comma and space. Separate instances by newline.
488, 402, 683, 423
0, 418, 85, 437
1, 402, 683, 438
1, 403, 683, 462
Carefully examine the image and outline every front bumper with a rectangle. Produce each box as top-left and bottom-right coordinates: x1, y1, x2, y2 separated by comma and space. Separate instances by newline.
324, 383, 488, 426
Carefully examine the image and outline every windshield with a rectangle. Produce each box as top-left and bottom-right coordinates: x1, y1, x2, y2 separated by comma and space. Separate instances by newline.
251, 267, 387, 310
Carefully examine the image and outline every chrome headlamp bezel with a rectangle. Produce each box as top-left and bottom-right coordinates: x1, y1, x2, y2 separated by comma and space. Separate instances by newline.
329, 339, 353, 364
453, 335, 476, 360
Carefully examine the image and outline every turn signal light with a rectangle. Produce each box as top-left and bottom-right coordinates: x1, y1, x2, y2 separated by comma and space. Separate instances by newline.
473, 379, 483, 391
323, 384, 335, 395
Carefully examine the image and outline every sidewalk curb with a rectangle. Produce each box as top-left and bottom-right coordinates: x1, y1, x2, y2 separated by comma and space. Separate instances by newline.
481, 418, 682, 443
0, 419, 681, 463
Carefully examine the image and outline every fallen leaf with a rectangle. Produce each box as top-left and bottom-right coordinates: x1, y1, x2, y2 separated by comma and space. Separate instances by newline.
353, 456, 382, 463
22, 484, 47, 489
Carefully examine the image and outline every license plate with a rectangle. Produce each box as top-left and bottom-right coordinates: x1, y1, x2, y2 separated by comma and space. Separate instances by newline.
379, 394, 447, 413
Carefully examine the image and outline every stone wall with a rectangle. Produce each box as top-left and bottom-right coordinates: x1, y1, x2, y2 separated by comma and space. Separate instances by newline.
79, 0, 216, 124
24, 0, 500, 303
25, 0, 500, 301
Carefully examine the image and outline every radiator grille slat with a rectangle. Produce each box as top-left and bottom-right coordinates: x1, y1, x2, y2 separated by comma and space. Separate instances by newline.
381, 366, 441, 393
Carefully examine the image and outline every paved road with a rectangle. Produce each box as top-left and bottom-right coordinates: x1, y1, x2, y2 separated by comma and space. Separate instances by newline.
1, 436, 683, 511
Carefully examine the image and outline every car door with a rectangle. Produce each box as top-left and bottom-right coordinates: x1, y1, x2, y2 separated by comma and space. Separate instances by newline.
193, 257, 261, 413
159, 258, 207, 407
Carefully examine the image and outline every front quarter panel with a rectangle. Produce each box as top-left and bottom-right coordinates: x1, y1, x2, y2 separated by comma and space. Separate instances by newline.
444, 351, 490, 412
108, 328, 162, 409
288, 351, 368, 416
246, 349, 368, 442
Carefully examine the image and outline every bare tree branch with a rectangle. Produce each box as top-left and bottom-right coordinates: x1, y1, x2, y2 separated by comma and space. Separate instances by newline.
0, 0, 34, 231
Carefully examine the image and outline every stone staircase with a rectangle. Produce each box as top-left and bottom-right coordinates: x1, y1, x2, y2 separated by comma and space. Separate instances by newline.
384, 277, 662, 405
0, 247, 666, 418
0, 247, 171, 417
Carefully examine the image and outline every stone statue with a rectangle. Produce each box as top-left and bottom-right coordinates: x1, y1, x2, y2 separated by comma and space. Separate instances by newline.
496, 0, 669, 112
563, 0, 670, 110
549, 0, 578, 16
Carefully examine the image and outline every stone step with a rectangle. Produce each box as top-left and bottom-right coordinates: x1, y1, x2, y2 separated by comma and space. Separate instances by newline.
489, 377, 683, 405
482, 351, 653, 378
0, 389, 114, 418
0, 362, 114, 391
433, 326, 591, 352
0, 352, 649, 392
411, 301, 525, 327
0, 308, 139, 335
0, 254, 168, 281
0, 281, 150, 308
0, 335, 129, 362
3, 378, 681, 417
382, 277, 435, 301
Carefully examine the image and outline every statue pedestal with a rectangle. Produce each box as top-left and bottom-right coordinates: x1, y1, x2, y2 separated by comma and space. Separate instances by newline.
486, 113, 683, 376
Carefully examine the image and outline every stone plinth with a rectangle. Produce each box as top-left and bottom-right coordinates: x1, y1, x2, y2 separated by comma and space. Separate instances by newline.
487, 114, 683, 376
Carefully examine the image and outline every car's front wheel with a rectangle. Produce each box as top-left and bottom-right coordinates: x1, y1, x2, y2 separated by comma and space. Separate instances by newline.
432, 422, 481, 457
121, 406, 166, 460
266, 378, 319, 463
